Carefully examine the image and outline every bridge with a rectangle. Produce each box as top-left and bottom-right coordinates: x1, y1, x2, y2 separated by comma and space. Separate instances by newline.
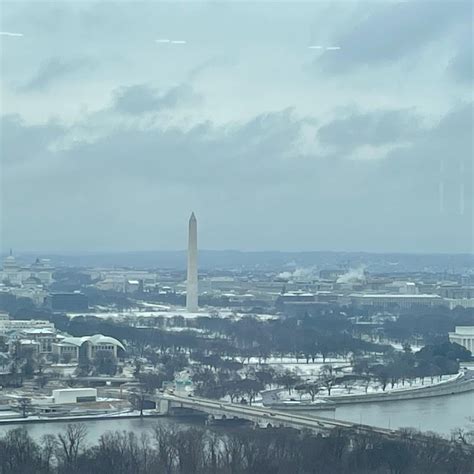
155, 393, 474, 454
156, 392, 397, 437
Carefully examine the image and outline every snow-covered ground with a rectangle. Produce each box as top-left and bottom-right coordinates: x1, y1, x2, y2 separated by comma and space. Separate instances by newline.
47, 364, 77, 377
68, 307, 277, 322
0, 409, 152, 424
270, 372, 462, 404
243, 356, 351, 377
252, 354, 463, 404
389, 342, 424, 352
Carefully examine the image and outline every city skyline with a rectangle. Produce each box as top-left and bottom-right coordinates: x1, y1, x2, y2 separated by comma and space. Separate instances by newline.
0, 3, 473, 470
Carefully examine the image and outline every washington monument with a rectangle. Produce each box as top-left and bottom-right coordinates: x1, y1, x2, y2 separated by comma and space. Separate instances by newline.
186, 212, 198, 312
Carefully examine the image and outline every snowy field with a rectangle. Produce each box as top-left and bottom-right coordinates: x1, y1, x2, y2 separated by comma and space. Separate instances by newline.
68, 307, 277, 322
268, 372, 462, 404
243, 356, 352, 377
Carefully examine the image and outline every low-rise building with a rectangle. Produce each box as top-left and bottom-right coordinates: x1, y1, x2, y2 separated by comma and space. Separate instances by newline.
350, 293, 444, 309
17, 339, 41, 355
19, 328, 58, 353
52, 388, 97, 404
444, 298, 474, 310
46, 292, 89, 312
52, 334, 125, 362
0, 319, 54, 335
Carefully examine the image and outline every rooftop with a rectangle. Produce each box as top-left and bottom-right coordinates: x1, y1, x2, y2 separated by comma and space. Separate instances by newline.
351, 294, 441, 299
451, 326, 474, 335
60, 334, 125, 351
21, 328, 56, 335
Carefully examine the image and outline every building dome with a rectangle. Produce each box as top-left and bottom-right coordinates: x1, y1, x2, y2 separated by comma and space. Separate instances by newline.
3, 255, 18, 271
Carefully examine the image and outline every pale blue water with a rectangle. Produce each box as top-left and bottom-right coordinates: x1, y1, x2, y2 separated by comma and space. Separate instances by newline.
0, 391, 472, 441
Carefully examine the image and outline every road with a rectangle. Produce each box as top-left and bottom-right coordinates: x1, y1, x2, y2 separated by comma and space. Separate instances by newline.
158, 393, 474, 455
158, 392, 397, 436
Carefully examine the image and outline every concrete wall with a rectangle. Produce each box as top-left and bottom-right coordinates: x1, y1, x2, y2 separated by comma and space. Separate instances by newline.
323, 374, 474, 405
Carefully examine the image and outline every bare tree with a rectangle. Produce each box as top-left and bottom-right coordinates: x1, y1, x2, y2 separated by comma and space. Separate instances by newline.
296, 382, 320, 402
56, 423, 88, 466
276, 371, 301, 395
17, 397, 32, 418
1, 427, 42, 473
35, 374, 49, 389
40, 434, 58, 473
129, 386, 146, 416
320, 365, 337, 396
152, 425, 177, 474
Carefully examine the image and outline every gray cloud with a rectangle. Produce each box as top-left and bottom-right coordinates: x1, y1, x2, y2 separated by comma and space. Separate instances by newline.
187, 56, 232, 81
113, 84, 201, 115
318, 109, 420, 151
1, 102, 472, 253
449, 34, 473, 84
1, 1, 471, 253
0, 115, 63, 165
319, 1, 469, 73
19, 56, 94, 92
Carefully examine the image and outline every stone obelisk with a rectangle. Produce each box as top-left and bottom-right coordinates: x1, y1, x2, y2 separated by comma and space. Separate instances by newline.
186, 212, 198, 312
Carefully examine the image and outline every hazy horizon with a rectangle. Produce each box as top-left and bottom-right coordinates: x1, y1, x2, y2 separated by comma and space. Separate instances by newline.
2, 248, 474, 257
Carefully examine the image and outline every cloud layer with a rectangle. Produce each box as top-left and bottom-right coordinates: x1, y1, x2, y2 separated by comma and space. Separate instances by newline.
0, 1, 472, 253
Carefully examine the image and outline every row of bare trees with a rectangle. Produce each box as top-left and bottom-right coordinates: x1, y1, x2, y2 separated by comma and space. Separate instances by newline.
0, 422, 472, 474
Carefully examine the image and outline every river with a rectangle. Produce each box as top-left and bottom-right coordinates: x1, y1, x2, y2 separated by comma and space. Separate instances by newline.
307, 391, 474, 434
0, 391, 472, 443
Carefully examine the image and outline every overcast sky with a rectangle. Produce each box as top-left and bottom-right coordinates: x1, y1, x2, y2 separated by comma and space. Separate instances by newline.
0, 0, 472, 253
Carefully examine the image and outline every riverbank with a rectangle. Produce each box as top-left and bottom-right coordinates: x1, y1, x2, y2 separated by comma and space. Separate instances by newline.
322, 371, 474, 405
0, 410, 164, 425
0, 391, 472, 440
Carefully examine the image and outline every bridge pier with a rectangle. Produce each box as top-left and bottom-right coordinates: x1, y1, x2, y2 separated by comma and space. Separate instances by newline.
158, 399, 170, 414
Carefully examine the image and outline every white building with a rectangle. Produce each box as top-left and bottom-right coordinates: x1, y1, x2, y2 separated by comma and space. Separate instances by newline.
0, 254, 53, 287
449, 326, 474, 353
0, 319, 54, 335
29, 258, 54, 285
350, 293, 443, 309
391, 281, 418, 295
94, 270, 156, 292
444, 298, 474, 310
10, 287, 48, 306
52, 334, 125, 362
17, 339, 41, 355
0, 253, 22, 285
19, 328, 58, 353
52, 388, 97, 404
125, 279, 141, 293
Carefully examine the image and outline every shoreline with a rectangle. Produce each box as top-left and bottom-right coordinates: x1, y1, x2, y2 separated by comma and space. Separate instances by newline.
266, 372, 474, 408
320, 372, 474, 405
0, 412, 165, 426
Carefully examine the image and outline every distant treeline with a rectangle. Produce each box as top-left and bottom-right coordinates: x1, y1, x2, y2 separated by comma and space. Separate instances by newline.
383, 306, 474, 342
5, 250, 473, 271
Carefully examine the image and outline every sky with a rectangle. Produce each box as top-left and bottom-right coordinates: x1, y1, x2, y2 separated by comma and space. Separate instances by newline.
0, 0, 472, 254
